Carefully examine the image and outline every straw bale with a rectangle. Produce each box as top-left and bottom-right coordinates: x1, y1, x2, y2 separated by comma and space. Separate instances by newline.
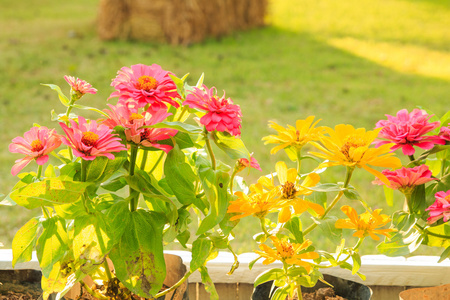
97, 0, 268, 45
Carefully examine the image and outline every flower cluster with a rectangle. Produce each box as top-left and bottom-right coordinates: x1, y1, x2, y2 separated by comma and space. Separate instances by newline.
5, 64, 251, 300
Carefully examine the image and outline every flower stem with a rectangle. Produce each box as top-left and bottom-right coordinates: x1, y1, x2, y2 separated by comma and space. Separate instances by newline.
79, 281, 108, 300
103, 260, 112, 280
229, 169, 238, 195
153, 270, 194, 299
303, 167, 355, 236
176, 105, 189, 122
260, 217, 271, 237
36, 165, 43, 180
129, 144, 139, 212
81, 159, 88, 182
140, 149, 148, 170
204, 132, 216, 170
64, 98, 76, 161
296, 150, 302, 175
42, 206, 51, 219
148, 152, 164, 174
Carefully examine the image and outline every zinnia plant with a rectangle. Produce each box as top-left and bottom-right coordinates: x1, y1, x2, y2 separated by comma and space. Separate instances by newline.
3, 64, 257, 300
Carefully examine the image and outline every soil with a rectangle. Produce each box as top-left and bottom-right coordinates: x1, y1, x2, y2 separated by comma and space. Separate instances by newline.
301, 287, 347, 300
0, 282, 42, 300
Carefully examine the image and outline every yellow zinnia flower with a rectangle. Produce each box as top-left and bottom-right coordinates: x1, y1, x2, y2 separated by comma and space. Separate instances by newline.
258, 161, 324, 223
262, 116, 325, 155
227, 183, 282, 221
309, 124, 402, 185
255, 237, 319, 272
335, 205, 395, 241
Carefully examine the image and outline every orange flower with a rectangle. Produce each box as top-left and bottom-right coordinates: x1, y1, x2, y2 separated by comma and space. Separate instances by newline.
227, 183, 282, 221
258, 161, 324, 222
262, 116, 325, 155
309, 124, 402, 185
335, 205, 395, 241
255, 237, 319, 272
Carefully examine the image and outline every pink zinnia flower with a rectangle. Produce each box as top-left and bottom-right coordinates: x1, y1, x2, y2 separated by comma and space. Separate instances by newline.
64, 75, 97, 98
375, 109, 445, 156
9, 126, 62, 176
439, 124, 450, 142
109, 64, 180, 112
426, 190, 450, 224
103, 104, 178, 153
59, 116, 126, 160
183, 86, 242, 137
236, 156, 262, 172
373, 165, 435, 194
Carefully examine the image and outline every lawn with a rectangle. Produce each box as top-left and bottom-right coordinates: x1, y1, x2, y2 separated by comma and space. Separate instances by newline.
1, 0, 449, 255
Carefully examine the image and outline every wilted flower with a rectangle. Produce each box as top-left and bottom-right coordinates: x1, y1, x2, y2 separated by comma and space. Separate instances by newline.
262, 116, 324, 155
60, 116, 126, 160
109, 64, 180, 112
309, 124, 402, 185
335, 205, 394, 241
426, 190, 450, 224
9, 126, 62, 176
373, 165, 435, 194
255, 237, 319, 272
183, 86, 242, 137
375, 109, 445, 156
235, 156, 262, 172
64, 75, 97, 99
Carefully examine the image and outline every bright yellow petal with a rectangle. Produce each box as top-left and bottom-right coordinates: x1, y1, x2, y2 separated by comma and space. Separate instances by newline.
276, 161, 288, 185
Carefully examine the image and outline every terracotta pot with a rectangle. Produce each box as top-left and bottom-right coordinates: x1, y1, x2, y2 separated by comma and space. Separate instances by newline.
252, 274, 372, 300
399, 283, 450, 300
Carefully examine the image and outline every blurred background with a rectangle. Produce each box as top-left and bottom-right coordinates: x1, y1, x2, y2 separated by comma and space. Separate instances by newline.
1, 0, 449, 255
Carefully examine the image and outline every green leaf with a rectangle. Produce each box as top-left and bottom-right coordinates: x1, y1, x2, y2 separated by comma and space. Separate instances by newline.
190, 238, 213, 271
197, 170, 231, 235
86, 151, 127, 183
284, 217, 303, 243
254, 268, 285, 287
36, 216, 69, 277
309, 183, 344, 192
199, 266, 219, 300
145, 121, 203, 134
73, 212, 113, 274
312, 216, 342, 244
9, 179, 91, 209
211, 131, 250, 160
12, 217, 42, 267
343, 188, 362, 201
106, 201, 131, 243
41, 84, 70, 106
409, 184, 427, 218
71, 103, 109, 117
423, 223, 450, 248
351, 253, 361, 274
101, 176, 127, 192
176, 230, 190, 248
110, 209, 166, 298
124, 170, 167, 197
383, 185, 394, 207
164, 144, 200, 207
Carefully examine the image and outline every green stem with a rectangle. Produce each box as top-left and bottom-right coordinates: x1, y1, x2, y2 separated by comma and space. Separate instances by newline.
229, 169, 238, 195
297, 285, 303, 300
81, 159, 88, 182
140, 149, 148, 170
260, 218, 271, 237
148, 152, 164, 174
153, 270, 194, 299
129, 144, 139, 212
303, 167, 355, 236
204, 132, 216, 170
442, 155, 447, 176
79, 281, 108, 300
36, 165, 43, 180
416, 224, 450, 239
176, 106, 189, 122
296, 149, 302, 175
42, 206, 51, 219
103, 261, 112, 281
64, 98, 76, 161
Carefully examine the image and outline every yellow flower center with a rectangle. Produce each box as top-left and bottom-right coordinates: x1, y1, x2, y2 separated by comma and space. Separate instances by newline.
277, 240, 295, 259
340, 135, 369, 160
81, 131, 99, 147
137, 76, 158, 91
250, 194, 270, 218
282, 181, 297, 199
445, 195, 450, 202
129, 113, 144, 123
31, 140, 44, 152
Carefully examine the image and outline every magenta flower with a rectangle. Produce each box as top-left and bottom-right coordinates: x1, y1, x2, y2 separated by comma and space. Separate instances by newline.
426, 190, 450, 224
59, 117, 126, 160
236, 156, 262, 172
103, 104, 178, 153
109, 64, 180, 112
64, 75, 97, 97
439, 124, 450, 142
375, 109, 445, 156
183, 86, 242, 137
9, 126, 62, 176
373, 165, 435, 194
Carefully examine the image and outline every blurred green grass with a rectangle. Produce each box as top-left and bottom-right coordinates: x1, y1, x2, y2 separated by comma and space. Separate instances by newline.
1, 0, 449, 256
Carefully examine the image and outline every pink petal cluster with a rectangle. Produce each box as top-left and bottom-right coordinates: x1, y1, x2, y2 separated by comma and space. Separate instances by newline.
64, 75, 97, 96
426, 190, 450, 224
9, 126, 62, 176
109, 64, 180, 112
375, 109, 445, 155
103, 104, 178, 153
236, 156, 262, 172
439, 124, 450, 141
60, 116, 127, 160
183, 86, 242, 137
373, 165, 435, 194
